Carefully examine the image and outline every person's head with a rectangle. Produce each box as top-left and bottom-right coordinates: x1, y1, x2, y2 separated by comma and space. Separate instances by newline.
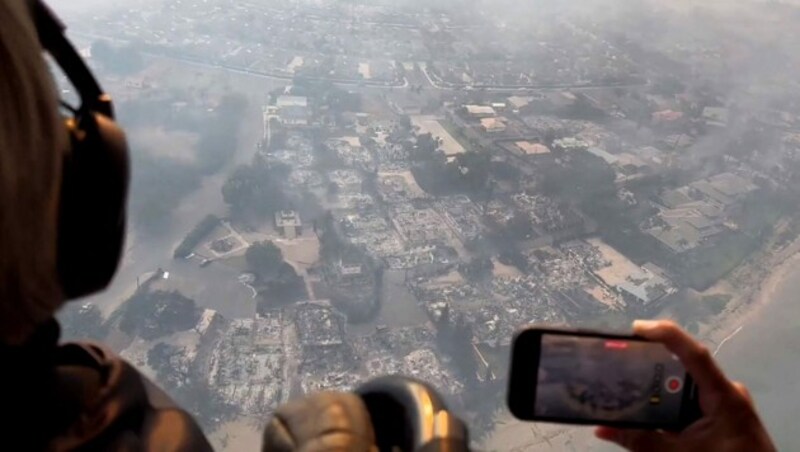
0, 0, 67, 345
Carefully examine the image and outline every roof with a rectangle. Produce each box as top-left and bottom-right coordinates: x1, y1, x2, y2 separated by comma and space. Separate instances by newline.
617, 268, 671, 305
279, 105, 311, 121
686, 173, 757, 207
692, 182, 731, 206
545, 91, 577, 108
652, 110, 684, 122
661, 134, 695, 149
275, 210, 301, 227
634, 146, 665, 163
508, 96, 534, 108
707, 173, 758, 197
648, 224, 701, 253
660, 188, 694, 208
683, 215, 718, 231
333, 136, 362, 148
277, 95, 308, 108
587, 147, 618, 165
465, 105, 496, 116
702, 107, 730, 126
615, 153, 648, 168
480, 117, 506, 131
516, 141, 551, 155
552, 137, 589, 150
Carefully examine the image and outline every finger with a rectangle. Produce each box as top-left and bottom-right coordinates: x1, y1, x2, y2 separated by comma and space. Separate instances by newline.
595, 427, 673, 452
733, 381, 754, 405
633, 320, 732, 394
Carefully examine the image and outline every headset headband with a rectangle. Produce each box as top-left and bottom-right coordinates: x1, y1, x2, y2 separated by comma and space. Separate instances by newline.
31, 0, 115, 119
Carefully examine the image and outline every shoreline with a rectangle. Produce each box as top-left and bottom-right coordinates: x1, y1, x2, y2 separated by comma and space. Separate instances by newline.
702, 235, 800, 348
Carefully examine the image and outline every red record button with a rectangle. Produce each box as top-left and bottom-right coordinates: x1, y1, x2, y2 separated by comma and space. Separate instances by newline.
666, 376, 683, 394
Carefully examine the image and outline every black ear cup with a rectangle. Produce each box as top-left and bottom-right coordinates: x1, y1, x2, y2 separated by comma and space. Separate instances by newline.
57, 112, 130, 299
31, 0, 131, 299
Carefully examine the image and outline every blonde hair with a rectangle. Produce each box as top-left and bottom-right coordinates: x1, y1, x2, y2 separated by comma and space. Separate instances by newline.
0, 0, 66, 344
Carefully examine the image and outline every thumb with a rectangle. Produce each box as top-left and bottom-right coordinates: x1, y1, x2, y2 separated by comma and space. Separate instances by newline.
595, 427, 674, 452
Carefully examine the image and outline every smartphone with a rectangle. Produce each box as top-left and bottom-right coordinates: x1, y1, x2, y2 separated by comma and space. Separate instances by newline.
507, 327, 701, 430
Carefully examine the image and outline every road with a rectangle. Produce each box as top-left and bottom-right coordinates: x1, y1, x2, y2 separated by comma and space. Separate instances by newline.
71, 27, 642, 95
144, 51, 644, 94
420, 62, 647, 92
280, 313, 300, 403
137, 51, 410, 90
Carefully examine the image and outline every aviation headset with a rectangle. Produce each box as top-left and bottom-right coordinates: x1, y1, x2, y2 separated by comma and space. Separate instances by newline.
31, 1, 130, 300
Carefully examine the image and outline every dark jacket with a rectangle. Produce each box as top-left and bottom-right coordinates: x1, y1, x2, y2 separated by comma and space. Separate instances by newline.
2, 320, 212, 451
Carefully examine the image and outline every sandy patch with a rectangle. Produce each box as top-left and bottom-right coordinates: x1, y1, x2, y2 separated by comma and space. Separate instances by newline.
704, 246, 800, 347
336, 136, 363, 147
287, 56, 304, 73
435, 270, 465, 286
515, 141, 551, 155
585, 284, 620, 308
492, 258, 523, 279
273, 234, 321, 269
358, 62, 372, 80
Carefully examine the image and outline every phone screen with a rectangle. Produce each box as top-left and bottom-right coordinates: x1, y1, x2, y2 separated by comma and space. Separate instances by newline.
534, 333, 688, 425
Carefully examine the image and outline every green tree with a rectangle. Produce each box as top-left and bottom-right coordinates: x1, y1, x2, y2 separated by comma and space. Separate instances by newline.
328, 182, 339, 197
174, 215, 221, 258
58, 302, 109, 341
506, 213, 535, 240
118, 291, 200, 340
540, 152, 616, 204
325, 87, 361, 111
222, 161, 290, 219
564, 93, 606, 121
490, 160, 521, 182
651, 75, 686, 97
399, 115, 413, 130
327, 182, 340, 197
673, 293, 732, 328
246, 241, 286, 281
450, 152, 491, 195
459, 257, 494, 281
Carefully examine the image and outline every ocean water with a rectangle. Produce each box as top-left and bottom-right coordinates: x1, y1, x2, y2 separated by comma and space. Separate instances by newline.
717, 273, 800, 450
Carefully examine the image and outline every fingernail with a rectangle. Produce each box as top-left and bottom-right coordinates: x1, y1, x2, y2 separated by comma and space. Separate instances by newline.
633, 320, 658, 330
594, 427, 619, 441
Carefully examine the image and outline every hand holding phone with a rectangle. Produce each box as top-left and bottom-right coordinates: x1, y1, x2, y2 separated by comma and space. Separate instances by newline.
595, 320, 776, 451
508, 325, 700, 431
507, 320, 776, 452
